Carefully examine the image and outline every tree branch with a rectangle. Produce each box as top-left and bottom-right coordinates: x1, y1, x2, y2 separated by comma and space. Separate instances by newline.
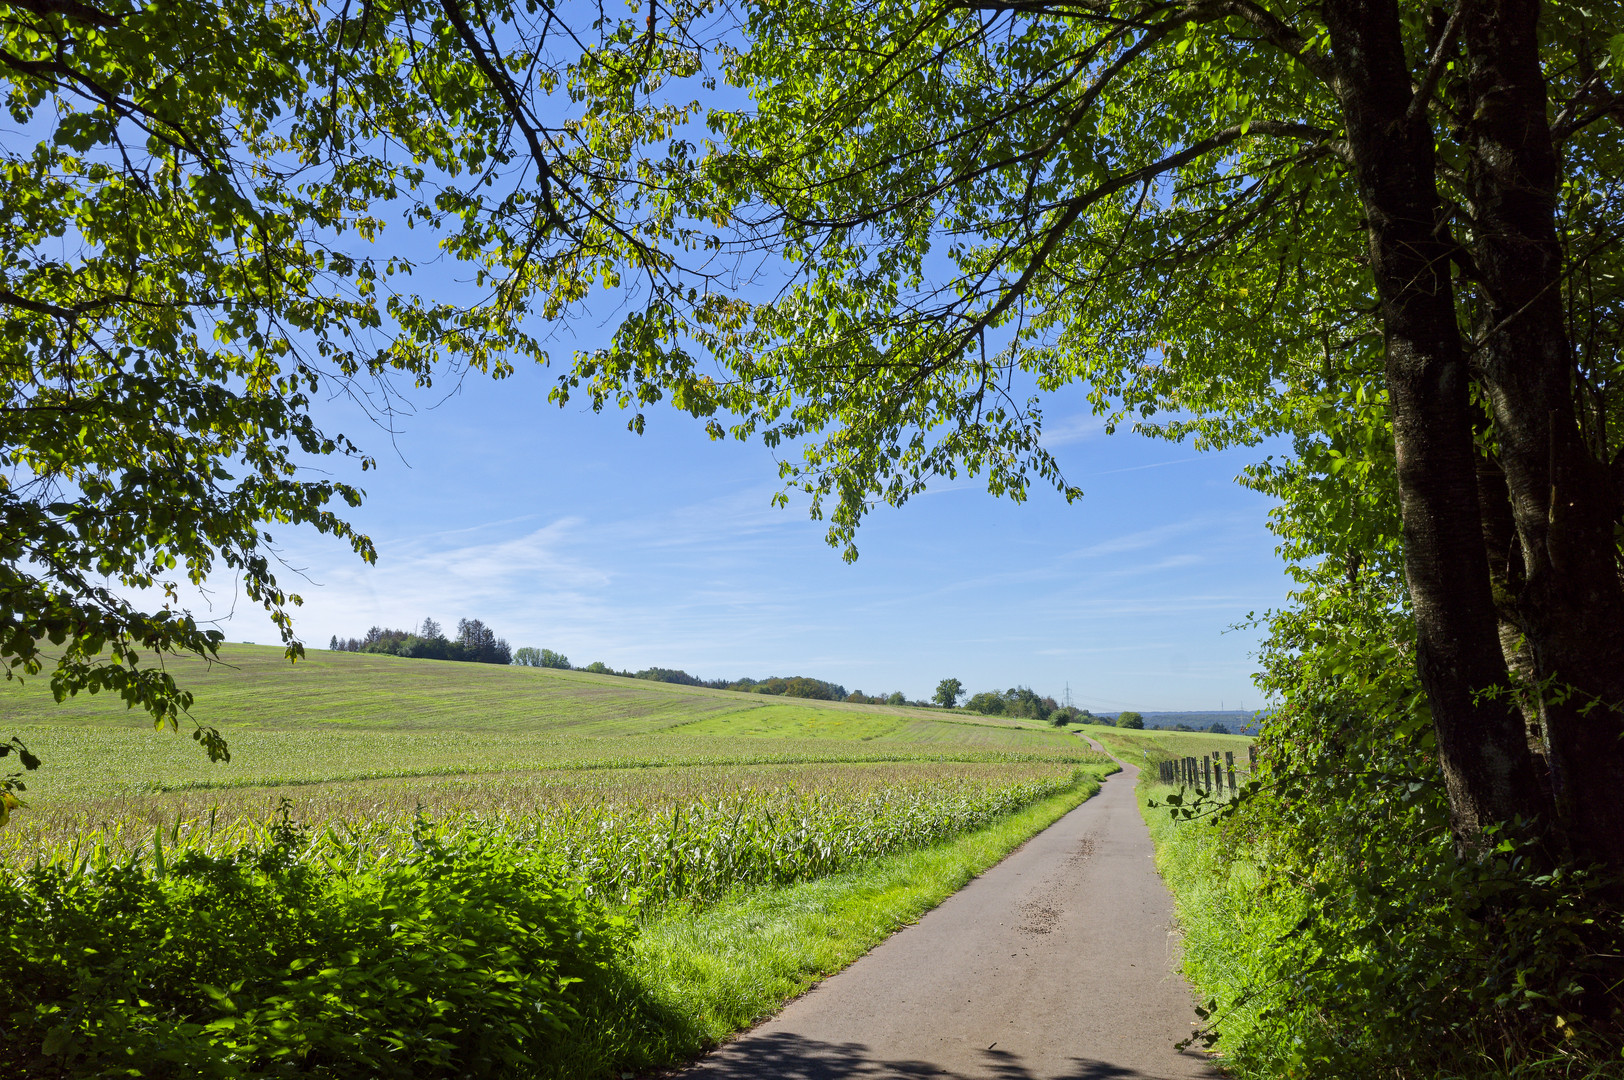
1405, 0, 1470, 128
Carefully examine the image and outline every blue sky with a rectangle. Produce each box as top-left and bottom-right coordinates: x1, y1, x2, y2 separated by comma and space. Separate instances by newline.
209, 355, 1294, 713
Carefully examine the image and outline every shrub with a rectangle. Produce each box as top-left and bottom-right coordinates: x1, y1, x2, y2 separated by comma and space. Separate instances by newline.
0, 818, 626, 1079
965, 691, 1005, 715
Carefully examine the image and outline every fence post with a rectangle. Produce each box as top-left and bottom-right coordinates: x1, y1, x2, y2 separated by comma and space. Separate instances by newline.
1225, 751, 1236, 795
1202, 755, 1211, 792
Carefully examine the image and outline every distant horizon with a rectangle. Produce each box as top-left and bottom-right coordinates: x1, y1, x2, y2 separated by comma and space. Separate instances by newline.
179, 361, 1294, 713
230, 640, 1269, 716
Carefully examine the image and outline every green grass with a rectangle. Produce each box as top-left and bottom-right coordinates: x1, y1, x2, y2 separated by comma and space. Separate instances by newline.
1085, 725, 1255, 777
1132, 774, 1282, 1076
1, 644, 1119, 1078
549, 771, 1111, 1078
0, 644, 1060, 737
0, 645, 1093, 809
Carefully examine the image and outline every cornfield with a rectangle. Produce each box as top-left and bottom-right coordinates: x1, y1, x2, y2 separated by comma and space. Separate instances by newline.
3, 762, 1100, 908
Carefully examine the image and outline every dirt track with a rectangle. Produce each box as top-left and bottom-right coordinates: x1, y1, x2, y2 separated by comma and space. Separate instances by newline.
675, 743, 1219, 1079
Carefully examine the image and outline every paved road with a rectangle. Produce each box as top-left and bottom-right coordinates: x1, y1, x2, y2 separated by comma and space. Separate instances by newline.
675, 744, 1219, 1079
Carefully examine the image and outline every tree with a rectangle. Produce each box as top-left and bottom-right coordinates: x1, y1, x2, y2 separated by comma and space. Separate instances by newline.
1208, 722, 1231, 735
1118, 712, 1145, 730
933, 678, 964, 708
454, 619, 511, 666
514, 647, 570, 669
885, 691, 907, 706
545, 0, 1624, 878
964, 690, 1005, 715
0, 0, 704, 781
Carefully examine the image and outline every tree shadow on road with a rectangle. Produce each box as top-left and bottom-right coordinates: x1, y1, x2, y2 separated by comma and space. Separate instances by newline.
676, 1030, 1214, 1079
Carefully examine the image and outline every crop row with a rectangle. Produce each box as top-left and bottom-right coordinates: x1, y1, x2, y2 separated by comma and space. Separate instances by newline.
6, 765, 1101, 908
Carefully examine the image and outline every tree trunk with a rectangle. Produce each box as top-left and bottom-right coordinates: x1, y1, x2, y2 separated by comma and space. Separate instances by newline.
1323, 0, 1546, 844
1462, 0, 1624, 872
1475, 444, 1552, 790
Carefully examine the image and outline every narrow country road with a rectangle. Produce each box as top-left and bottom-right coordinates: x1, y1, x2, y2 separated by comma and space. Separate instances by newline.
674, 742, 1219, 1079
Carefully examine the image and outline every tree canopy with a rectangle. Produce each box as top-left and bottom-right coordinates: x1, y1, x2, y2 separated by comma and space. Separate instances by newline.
0, 0, 702, 756
551, 0, 1624, 880
5, 0, 1622, 956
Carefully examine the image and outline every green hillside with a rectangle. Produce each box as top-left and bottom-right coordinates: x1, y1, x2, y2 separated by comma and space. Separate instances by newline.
0, 645, 1095, 806
1084, 725, 1255, 778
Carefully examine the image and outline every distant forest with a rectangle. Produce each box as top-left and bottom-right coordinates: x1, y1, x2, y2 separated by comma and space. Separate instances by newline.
326, 621, 918, 704
328, 618, 510, 666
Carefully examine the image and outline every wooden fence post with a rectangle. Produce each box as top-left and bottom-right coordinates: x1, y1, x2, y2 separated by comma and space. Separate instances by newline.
1225, 751, 1235, 795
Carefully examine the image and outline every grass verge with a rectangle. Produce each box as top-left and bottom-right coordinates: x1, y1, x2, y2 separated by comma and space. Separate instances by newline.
549, 762, 1117, 1079
1133, 778, 1286, 1077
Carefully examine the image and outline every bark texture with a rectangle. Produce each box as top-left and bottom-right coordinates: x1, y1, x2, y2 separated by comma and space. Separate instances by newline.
1462, 0, 1624, 869
1324, 0, 1545, 842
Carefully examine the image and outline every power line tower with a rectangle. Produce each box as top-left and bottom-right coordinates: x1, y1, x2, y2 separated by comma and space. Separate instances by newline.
1064, 682, 1073, 709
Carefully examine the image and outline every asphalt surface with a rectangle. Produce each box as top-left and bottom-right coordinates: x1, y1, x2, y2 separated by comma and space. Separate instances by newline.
675, 742, 1219, 1080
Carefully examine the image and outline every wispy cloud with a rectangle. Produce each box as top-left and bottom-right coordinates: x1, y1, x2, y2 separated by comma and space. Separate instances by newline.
1039, 412, 1108, 447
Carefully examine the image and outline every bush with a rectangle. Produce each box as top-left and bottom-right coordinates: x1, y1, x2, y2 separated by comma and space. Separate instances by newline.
1117, 711, 1144, 729
0, 819, 626, 1079
1152, 576, 1624, 1078
965, 691, 1005, 715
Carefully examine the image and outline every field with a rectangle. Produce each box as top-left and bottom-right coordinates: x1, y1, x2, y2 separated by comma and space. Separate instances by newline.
0, 645, 1106, 875
0, 646, 1089, 796
0, 645, 1115, 1079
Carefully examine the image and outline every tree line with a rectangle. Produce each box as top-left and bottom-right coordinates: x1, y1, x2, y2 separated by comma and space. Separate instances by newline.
327, 619, 511, 666
519, 654, 923, 705
332, 635, 926, 705
934, 678, 1096, 726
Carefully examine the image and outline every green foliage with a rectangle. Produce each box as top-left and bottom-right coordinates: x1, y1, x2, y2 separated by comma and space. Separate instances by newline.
515, 648, 571, 669
584, 773, 1109, 1078
0, 735, 39, 823
1116, 712, 1144, 730
965, 691, 1004, 715
542, 766, 1102, 907
0, 818, 626, 1079
728, 675, 849, 700
933, 678, 964, 708
330, 621, 512, 665
964, 687, 1057, 720
0, 0, 721, 771
1142, 528, 1624, 1074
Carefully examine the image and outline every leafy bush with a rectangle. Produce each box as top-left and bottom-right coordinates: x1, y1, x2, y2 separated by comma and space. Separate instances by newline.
965, 691, 1005, 715
1153, 575, 1624, 1078
0, 816, 626, 1079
